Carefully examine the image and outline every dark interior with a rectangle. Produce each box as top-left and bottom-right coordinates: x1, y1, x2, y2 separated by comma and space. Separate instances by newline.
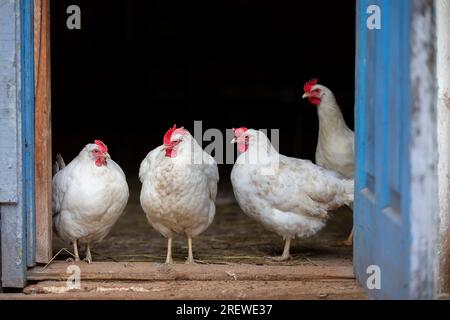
51, 0, 355, 180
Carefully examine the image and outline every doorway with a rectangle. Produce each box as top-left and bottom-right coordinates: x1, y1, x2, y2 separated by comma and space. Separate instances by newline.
27, 0, 360, 298
49, 0, 356, 264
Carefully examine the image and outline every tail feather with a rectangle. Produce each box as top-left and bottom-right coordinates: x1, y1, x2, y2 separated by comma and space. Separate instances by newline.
53, 153, 65, 175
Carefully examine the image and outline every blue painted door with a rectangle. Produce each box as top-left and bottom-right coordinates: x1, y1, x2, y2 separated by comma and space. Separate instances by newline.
354, 0, 412, 299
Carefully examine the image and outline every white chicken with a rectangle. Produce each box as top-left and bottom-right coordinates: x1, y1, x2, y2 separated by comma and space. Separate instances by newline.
53, 140, 129, 263
230, 128, 353, 261
302, 79, 355, 245
139, 125, 219, 264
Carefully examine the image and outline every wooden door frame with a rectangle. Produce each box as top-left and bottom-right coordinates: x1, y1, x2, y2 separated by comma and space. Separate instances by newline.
34, 0, 52, 264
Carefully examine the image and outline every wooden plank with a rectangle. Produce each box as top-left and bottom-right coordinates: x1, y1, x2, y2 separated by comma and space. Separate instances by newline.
372, 0, 408, 299
27, 261, 356, 281
0, 0, 20, 204
34, 0, 52, 264
1, 205, 27, 288
21, 0, 36, 268
16, 279, 367, 300
354, 0, 375, 291
0, 0, 27, 288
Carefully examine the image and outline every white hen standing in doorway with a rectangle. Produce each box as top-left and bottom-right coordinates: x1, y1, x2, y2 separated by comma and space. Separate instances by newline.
302, 79, 355, 245
53, 140, 129, 263
139, 125, 219, 264
230, 128, 354, 261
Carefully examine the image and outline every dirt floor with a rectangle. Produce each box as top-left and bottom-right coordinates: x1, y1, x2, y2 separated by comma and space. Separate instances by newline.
1, 178, 365, 299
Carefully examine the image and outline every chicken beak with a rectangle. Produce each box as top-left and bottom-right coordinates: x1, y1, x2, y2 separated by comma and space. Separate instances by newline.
231, 138, 237, 144
302, 93, 309, 99
104, 152, 111, 159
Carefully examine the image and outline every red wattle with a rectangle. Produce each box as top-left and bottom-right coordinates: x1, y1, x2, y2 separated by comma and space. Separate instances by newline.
309, 97, 321, 106
237, 143, 248, 153
95, 157, 107, 167
165, 148, 177, 157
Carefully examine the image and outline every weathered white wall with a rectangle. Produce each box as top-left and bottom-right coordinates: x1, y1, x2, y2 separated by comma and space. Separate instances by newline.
436, 0, 450, 296
409, 0, 440, 298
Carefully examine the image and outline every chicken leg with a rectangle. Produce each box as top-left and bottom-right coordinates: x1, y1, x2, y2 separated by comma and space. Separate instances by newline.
267, 237, 292, 262
165, 237, 173, 264
341, 227, 354, 246
66, 240, 80, 262
84, 243, 92, 264
185, 236, 195, 264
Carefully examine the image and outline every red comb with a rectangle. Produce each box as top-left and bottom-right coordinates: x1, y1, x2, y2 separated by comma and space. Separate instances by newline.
303, 78, 319, 93
233, 127, 248, 137
163, 125, 177, 145
163, 125, 189, 145
94, 140, 108, 153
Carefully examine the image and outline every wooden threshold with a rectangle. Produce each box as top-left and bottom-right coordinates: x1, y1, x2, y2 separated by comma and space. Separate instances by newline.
20, 279, 366, 300
20, 262, 367, 299
28, 261, 357, 282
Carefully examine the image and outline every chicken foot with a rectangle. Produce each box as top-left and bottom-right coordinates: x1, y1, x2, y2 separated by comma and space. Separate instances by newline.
83, 243, 92, 264
266, 237, 292, 262
67, 240, 80, 262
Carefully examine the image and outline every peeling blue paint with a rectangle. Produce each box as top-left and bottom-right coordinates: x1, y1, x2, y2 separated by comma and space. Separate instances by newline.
20, 0, 35, 268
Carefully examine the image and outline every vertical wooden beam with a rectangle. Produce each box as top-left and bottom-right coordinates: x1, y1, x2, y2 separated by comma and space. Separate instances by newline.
34, 0, 52, 263
21, 0, 36, 268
